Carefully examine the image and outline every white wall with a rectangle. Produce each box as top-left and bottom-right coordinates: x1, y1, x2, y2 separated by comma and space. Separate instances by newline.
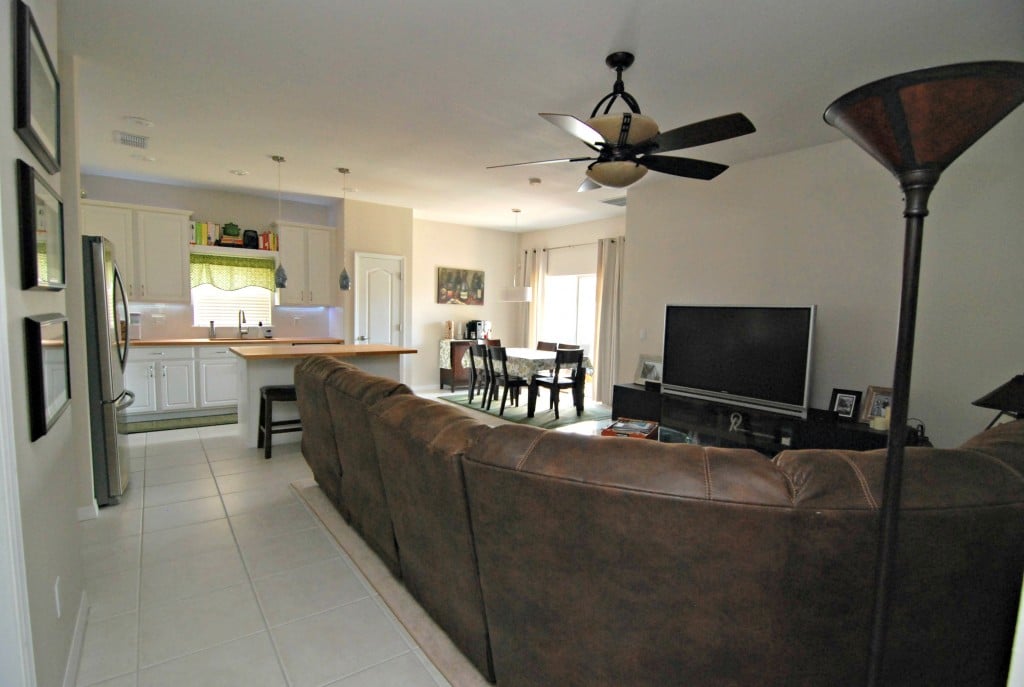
409, 219, 518, 391
621, 116, 1024, 448
0, 1, 85, 684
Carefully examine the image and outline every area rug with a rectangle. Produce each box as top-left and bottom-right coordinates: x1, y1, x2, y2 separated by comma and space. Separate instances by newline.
121, 413, 237, 434
437, 392, 610, 429
291, 479, 490, 687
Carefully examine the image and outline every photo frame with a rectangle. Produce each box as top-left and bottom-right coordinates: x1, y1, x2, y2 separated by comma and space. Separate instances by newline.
17, 160, 64, 290
14, 0, 61, 174
860, 385, 894, 424
634, 354, 663, 385
437, 266, 485, 305
829, 388, 862, 421
25, 314, 71, 441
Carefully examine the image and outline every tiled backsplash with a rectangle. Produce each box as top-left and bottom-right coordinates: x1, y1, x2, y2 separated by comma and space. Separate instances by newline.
129, 303, 343, 340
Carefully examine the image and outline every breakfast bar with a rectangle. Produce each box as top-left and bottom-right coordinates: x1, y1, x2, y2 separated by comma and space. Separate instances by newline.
229, 343, 417, 448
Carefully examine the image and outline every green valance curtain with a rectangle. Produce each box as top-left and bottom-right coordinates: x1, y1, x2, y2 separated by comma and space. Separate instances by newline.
189, 253, 276, 291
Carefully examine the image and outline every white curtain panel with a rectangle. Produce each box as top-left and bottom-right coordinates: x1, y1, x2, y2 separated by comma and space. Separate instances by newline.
593, 237, 624, 403
527, 248, 547, 346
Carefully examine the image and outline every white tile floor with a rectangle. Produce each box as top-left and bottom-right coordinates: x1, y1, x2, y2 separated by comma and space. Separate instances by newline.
76, 424, 449, 687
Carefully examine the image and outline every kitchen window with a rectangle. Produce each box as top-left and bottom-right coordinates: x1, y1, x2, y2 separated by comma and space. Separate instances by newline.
190, 252, 275, 326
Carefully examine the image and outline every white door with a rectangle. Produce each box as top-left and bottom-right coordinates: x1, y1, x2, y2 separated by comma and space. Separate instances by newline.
354, 253, 403, 345
199, 359, 239, 408
158, 360, 196, 411
135, 211, 190, 302
123, 361, 156, 414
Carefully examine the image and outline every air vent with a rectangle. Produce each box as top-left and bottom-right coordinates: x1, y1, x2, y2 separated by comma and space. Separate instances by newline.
113, 130, 149, 149
602, 196, 627, 207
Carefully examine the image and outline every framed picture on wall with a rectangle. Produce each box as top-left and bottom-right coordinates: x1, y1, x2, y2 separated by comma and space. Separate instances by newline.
437, 267, 485, 305
14, 0, 61, 174
17, 160, 65, 290
24, 314, 71, 441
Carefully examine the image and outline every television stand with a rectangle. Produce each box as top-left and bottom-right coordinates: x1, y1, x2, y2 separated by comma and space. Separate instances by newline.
658, 392, 903, 455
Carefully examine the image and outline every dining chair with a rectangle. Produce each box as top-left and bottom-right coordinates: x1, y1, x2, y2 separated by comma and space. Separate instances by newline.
485, 338, 502, 347
489, 346, 529, 415
536, 341, 558, 351
467, 344, 481, 403
557, 343, 582, 350
475, 343, 495, 408
529, 348, 584, 419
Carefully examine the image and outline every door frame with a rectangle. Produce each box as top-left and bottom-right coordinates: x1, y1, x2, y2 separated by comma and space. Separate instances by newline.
353, 252, 406, 346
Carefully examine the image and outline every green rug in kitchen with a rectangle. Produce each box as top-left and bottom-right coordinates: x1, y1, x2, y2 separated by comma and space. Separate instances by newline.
121, 413, 237, 434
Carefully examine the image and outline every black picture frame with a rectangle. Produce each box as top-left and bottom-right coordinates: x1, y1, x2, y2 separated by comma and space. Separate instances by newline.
829, 388, 862, 421
14, 0, 61, 174
25, 314, 71, 441
17, 159, 64, 290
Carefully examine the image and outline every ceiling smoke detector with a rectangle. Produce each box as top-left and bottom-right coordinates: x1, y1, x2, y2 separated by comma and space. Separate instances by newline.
114, 130, 149, 149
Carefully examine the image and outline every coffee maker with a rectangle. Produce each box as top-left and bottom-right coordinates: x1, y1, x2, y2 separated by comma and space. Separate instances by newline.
465, 320, 483, 340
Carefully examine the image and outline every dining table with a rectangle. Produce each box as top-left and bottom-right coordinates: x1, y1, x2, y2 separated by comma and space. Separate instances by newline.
461, 347, 592, 416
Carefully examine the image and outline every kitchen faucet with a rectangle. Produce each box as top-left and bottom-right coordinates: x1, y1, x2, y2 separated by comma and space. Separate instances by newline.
238, 309, 248, 337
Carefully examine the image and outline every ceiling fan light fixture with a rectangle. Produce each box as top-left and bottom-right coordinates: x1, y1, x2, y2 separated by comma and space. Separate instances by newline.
586, 161, 648, 188
586, 113, 659, 145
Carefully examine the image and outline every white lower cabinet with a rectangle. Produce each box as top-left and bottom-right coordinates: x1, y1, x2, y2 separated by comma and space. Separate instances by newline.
123, 347, 197, 415
198, 347, 239, 408
124, 345, 243, 416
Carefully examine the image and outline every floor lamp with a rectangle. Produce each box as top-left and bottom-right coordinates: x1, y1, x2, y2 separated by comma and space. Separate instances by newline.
823, 61, 1024, 686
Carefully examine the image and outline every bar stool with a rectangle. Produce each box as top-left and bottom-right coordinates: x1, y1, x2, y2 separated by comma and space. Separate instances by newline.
257, 384, 302, 459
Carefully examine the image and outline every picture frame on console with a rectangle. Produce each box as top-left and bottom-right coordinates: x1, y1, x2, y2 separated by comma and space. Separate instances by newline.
861, 385, 893, 424
829, 388, 862, 421
635, 355, 663, 386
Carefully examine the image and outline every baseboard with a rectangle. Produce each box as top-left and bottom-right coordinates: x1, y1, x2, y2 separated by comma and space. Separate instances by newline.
77, 500, 99, 522
62, 591, 89, 687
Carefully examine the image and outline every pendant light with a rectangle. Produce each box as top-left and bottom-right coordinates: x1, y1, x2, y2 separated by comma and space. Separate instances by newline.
271, 155, 287, 288
501, 209, 532, 302
337, 167, 351, 291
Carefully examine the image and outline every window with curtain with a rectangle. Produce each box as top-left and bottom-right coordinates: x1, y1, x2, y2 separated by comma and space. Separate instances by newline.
190, 253, 276, 326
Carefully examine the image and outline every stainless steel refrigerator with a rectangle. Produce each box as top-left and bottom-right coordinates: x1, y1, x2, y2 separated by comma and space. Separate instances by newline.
83, 235, 135, 506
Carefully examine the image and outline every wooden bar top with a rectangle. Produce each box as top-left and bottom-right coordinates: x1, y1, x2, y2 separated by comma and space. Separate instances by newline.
229, 343, 417, 360
133, 337, 343, 347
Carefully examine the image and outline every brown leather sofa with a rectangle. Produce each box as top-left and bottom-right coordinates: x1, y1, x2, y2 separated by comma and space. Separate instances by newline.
295, 356, 1024, 687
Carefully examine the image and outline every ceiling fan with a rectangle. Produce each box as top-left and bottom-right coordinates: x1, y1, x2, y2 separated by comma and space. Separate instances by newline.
489, 52, 756, 191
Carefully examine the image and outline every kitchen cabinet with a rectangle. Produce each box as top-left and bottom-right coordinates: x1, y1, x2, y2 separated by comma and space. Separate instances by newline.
274, 222, 333, 305
134, 209, 192, 302
123, 346, 196, 414
81, 202, 136, 296
197, 347, 239, 408
81, 201, 192, 303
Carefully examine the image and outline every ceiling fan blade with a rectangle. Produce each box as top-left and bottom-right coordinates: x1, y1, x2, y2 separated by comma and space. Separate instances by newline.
639, 155, 728, 180
539, 113, 604, 149
487, 156, 595, 169
650, 113, 756, 153
577, 177, 602, 192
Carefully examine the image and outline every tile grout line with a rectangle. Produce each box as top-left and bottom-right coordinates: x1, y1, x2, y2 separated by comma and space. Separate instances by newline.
204, 433, 295, 687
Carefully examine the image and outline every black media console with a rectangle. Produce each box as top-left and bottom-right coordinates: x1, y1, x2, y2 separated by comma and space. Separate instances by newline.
612, 383, 909, 455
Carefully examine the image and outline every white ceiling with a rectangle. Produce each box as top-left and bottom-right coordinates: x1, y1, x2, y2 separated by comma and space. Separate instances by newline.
60, 0, 1024, 231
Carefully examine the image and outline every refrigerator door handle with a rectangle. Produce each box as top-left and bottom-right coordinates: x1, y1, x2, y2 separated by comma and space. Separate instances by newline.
115, 389, 135, 412
113, 264, 130, 371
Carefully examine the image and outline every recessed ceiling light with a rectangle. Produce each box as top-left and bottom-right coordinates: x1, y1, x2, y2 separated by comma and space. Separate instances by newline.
229, 169, 249, 176
123, 115, 154, 128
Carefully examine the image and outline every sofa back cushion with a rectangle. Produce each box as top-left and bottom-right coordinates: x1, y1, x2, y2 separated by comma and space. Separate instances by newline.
463, 422, 1024, 687
294, 356, 357, 514
371, 394, 494, 680
324, 364, 412, 576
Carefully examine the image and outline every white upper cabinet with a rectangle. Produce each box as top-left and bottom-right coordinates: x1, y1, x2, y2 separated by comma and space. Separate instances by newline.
274, 222, 334, 306
81, 202, 136, 297
81, 201, 192, 303
135, 209, 191, 302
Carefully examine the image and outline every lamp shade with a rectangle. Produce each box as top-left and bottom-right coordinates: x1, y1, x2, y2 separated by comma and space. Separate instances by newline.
972, 375, 1024, 414
824, 61, 1024, 177
586, 161, 648, 188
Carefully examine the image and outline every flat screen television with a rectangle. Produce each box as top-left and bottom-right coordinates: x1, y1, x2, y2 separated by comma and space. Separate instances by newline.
662, 305, 816, 418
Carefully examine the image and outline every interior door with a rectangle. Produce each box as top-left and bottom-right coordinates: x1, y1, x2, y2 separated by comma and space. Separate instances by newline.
354, 253, 403, 345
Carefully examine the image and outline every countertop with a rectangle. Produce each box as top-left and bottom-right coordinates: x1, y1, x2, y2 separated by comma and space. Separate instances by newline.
132, 337, 344, 347
229, 343, 417, 360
